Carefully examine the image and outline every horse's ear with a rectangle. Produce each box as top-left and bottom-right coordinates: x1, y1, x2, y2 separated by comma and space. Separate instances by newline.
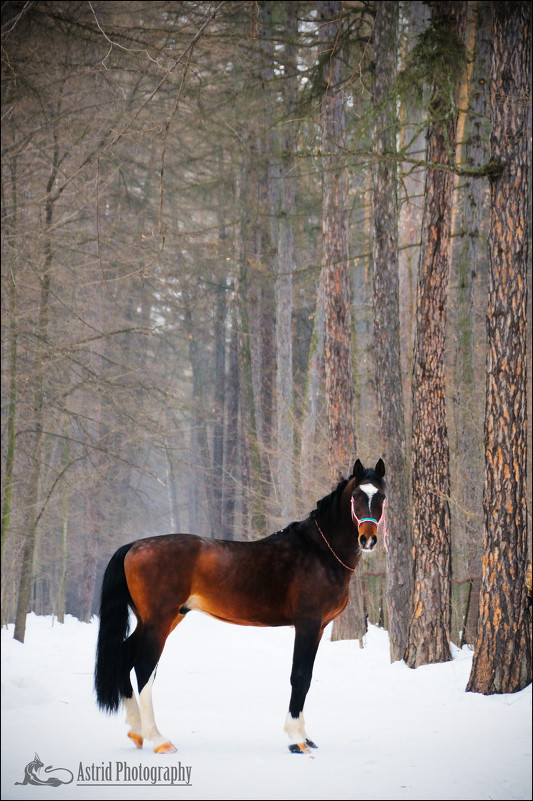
375, 458, 385, 478
352, 459, 364, 478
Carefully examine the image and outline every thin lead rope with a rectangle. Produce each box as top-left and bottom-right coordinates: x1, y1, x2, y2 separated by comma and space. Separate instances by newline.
314, 519, 356, 573
381, 498, 389, 552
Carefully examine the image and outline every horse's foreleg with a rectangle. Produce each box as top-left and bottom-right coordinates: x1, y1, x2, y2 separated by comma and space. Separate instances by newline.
284, 622, 323, 754
134, 626, 176, 754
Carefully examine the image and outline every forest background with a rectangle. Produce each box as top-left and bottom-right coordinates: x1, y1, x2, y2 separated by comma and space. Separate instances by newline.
1, 1, 531, 686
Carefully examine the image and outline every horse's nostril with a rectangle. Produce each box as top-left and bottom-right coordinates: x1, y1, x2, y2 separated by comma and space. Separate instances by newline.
360, 535, 377, 551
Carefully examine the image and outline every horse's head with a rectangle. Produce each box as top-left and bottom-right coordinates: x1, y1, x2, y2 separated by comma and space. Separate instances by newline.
350, 458, 386, 553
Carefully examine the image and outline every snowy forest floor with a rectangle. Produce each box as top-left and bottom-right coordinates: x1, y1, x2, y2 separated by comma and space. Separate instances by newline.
1, 613, 531, 801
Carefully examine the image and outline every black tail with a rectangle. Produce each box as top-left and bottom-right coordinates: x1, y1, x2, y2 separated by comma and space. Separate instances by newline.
94, 542, 135, 713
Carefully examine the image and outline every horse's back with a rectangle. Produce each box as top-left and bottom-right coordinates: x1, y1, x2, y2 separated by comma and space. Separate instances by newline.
123, 530, 314, 628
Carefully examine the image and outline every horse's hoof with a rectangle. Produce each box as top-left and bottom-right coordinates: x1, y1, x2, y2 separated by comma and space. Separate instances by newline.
305, 739, 318, 749
128, 731, 143, 749
154, 741, 177, 754
288, 742, 310, 754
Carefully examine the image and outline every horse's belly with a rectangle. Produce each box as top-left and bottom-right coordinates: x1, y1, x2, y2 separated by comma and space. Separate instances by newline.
185, 593, 290, 627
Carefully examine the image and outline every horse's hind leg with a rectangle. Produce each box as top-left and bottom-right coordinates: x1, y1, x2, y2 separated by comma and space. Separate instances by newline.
124, 695, 143, 749
284, 621, 323, 754
134, 621, 177, 754
120, 626, 144, 748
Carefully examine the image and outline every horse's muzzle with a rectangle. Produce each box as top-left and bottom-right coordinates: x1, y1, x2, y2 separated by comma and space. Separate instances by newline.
358, 521, 378, 551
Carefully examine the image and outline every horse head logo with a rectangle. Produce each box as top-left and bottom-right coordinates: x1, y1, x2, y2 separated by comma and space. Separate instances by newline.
15, 753, 73, 787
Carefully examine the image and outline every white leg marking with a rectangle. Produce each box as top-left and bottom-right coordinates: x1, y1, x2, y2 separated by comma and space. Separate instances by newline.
283, 712, 308, 745
139, 671, 170, 748
124, 694, 142, 734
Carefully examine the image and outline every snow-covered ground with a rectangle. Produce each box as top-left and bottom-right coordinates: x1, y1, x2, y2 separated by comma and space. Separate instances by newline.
1, 612, 531, 800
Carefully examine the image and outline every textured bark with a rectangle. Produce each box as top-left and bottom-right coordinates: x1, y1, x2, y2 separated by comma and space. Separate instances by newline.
371, 0, 413, 663
318, 0, 362, 643
405, 2, 467, 669
466, 2, 532, 695
318, 0, 355, 485
452, 1, 491, 579
330, 572, 367, 645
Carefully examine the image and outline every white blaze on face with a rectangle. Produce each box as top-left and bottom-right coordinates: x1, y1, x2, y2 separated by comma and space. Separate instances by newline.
359, 483, 378, 515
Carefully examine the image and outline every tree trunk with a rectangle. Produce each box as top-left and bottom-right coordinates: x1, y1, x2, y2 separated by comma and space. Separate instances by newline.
236, 237, 267, 539
318, 0, 361, 642
212, 280, 226, 535
14, 439, 44, 642
164, 436, 181, 533
466, 1, 532, 695
56, 436, 70, 624
300, 281, 325, 483
79, 492, 99, 622
185, 302, 216, 538
451, 0, 491, 579
318, 0, 355, 483
371, 0, 413, 663
13, 140, 57, 641
275, 1, 298, 521
330, 572, 367, 645
405, 2, 467, 669
222, 311, 240, 540
1, 161, 19, 563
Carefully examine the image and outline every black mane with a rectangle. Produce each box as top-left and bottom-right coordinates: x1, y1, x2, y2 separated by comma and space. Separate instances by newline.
309, 476, 350, 521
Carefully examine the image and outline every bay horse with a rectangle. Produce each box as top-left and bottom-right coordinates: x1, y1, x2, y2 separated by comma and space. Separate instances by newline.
94, 458, 386, 754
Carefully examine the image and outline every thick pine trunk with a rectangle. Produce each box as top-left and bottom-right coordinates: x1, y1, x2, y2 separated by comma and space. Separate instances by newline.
371, 0, 413, 663
318, 0, 363, 643
451, 1, 491, 581
466, 2, 532, 695
405, 2, 466, 669
318, 0, 355, 483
